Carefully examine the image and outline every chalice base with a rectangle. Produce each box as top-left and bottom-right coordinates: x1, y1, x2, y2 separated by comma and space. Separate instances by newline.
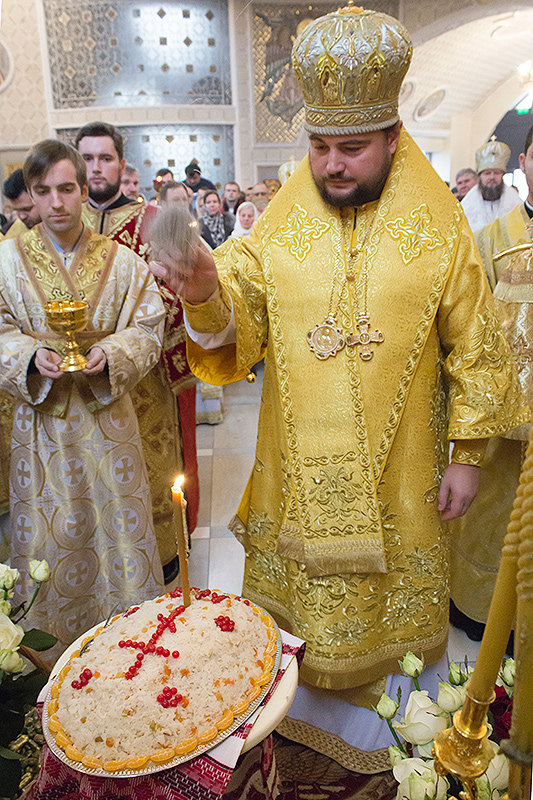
59, 342, 87, 372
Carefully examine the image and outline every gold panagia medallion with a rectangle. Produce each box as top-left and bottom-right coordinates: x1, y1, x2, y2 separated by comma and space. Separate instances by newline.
307, 317, 345, 359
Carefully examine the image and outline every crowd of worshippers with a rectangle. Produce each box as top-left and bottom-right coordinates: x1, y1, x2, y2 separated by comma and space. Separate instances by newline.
1, 156, 279, 250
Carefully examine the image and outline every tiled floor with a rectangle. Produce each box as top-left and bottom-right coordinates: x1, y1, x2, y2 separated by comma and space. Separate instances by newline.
189, 361, 482, 668
189, 364, 263, 595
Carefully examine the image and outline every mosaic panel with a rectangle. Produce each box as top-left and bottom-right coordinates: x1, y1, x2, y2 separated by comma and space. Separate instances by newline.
42, 0, 231, 108
57, 123, 235, 196
253, 1, 401, 143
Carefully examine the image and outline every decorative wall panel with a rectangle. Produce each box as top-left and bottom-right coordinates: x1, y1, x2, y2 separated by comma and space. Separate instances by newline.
57, 123, 234, 195
253, 1, 400, 143
42, 0, 231, 108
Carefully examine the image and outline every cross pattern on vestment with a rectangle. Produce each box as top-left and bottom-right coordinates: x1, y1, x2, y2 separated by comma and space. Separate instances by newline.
384, 202, 445, 265
17, 406, 34, 431
67, 608, 89, 631
111, 406, 129, 429
67, 561, 88, 586
59, 412, 81, 433
271, 203, 330, 261
114, 509, 138, 533
62, 459, 84, 485
346, 318, 384, 361
17, 461, 31, 487
115, 556, 138, 580
17, 516, 33, 542
66, 512, 84, 535
115, 457, 134, 482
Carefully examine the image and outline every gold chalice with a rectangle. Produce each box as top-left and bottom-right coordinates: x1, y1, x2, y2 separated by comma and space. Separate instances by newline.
44, 300, 89, 372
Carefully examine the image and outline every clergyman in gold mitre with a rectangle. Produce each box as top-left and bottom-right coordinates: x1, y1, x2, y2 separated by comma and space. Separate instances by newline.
291, 3, 412, 135
178, 0, 527, 758
475, 136, 511, 174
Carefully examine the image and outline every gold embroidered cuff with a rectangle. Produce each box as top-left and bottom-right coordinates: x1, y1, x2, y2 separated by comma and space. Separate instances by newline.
451, 438, 489, 466
182, 284, 231, 334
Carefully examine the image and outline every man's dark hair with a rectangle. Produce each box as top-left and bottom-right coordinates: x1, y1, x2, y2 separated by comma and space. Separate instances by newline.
525, 125, 533, 156
156, 168, 173, 179
75, 121, 124, 160
159, 180, 188, 203
185, 162, 201, 177
3, 169, 27, 201
24, 140, 87, 192
124, 163, 138, 175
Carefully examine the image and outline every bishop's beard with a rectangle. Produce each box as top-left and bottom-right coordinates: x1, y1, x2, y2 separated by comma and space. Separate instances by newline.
480, 182, 504, 202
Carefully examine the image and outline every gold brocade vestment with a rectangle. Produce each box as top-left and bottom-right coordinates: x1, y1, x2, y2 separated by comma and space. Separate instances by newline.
0, 227, 165, 655
451, 203, 533, 624
186, 130, 527, 689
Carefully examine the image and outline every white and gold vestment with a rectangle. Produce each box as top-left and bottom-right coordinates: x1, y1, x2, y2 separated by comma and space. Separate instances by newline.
0, 226, 165, 653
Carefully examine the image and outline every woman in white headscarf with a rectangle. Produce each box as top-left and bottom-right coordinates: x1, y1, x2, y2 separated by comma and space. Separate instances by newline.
230, 201, 259, 237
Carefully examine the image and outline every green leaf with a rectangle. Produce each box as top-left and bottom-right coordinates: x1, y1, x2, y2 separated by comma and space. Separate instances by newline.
20, 628, 57, 651
19, 669, 48, 706
0, 753, 22, 797
0, 746, 22, 760
0, 706, 24, 747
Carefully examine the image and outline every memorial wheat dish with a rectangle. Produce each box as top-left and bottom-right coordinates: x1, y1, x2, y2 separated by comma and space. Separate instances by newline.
46, 589, 278, 772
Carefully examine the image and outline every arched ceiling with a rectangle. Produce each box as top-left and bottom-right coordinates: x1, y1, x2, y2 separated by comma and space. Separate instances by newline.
400, 8, 533, 137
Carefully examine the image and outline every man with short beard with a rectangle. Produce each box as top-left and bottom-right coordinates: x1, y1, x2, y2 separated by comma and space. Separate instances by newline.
461, 137, 521, 231
150, 5, 526, 760
76, 121, 199, 586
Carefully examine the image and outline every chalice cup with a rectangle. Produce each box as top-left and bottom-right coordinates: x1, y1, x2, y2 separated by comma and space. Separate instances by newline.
44, 300, 89, 372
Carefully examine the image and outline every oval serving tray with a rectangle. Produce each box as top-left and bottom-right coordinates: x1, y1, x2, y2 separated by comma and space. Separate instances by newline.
43, 594, 282, 778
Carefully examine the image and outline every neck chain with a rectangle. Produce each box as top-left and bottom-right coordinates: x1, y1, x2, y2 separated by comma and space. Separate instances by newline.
307, 207, 384, 361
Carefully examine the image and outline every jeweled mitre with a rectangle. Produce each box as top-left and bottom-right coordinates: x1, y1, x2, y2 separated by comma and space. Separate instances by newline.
475, 137, 511, 173
291, 5, 412, 135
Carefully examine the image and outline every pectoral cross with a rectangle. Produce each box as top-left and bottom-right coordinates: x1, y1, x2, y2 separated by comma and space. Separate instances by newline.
346, 317, 384, 361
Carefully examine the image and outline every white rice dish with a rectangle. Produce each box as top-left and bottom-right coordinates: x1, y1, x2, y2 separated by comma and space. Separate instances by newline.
48, 589, 277, 771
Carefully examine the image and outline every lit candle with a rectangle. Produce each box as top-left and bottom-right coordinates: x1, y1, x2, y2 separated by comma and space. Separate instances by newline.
171, 475, 191, 607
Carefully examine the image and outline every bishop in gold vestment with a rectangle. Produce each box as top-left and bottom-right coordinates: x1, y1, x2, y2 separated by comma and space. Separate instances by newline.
451, 202, 533, 626
0, 225, 165, 652
185, 130, 527, 691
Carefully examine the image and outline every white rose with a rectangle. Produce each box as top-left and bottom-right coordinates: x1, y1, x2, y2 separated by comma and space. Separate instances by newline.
377, 692, 399, 719
0, 648, 24, 673
0, 563, 19, 590
0, 612, 24, 651
392, 690, 448, 745
499, 659, 515, 697
486, 742, 508, 793
0, 600, 11, 616
394, 758, 448, 800
28, 559, 51, 583
437, 681, 466, 713
399, 652, 425, 678
414, 741, 434, 759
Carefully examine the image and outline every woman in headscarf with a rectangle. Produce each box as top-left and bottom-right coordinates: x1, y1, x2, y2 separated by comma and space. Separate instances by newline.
230, 201, 259, 237
200, 191, 234, 248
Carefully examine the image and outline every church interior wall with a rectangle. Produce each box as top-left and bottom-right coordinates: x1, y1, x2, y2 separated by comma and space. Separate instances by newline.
0, 0, 529, 196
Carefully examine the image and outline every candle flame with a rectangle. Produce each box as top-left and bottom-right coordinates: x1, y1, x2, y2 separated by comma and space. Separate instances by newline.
172, 475, 185, 492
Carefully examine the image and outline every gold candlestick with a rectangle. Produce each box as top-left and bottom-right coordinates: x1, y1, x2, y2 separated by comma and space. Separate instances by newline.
171, 475, 191, 607
44, 300, 89, 372
434, 433, 533, 800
